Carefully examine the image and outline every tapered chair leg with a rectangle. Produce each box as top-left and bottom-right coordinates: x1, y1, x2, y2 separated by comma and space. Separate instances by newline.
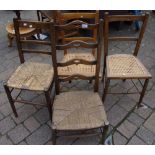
102, 78, 110, 102
3, 84, 18, 117
101, 125, 109, 144
101, 61, 106, 82
45, 91, 52, 121
101, 67, 105, 82
7, 34, 14, 47
137, 79, 149, 108
52, 130, 57, 145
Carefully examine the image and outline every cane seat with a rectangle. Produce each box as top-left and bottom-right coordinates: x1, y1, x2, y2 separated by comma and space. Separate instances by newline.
106, 54, 152, 79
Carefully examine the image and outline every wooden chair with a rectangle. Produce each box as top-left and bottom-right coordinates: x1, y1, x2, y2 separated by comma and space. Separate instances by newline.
50, 19, 109, 144
6, 22, 38, 47
57, 11, 100, 79
37, 10, 57, 22
102, 12, 152, 108
6, 12, 38, 47
4, 19, 54, 121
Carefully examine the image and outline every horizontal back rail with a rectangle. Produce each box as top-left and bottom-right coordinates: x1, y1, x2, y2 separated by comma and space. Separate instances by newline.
22, 49, 51, 55
108, 36, 138, 41
64, 37, 94, 42
60, 12, 98, 20
20, 40, 51, 45
107, 14, 147, 22
56, 40, 98, 50
16, 20, 53, 29
57, 59, 97, 67
59, 74, 95, 82
55, 20, 98, 31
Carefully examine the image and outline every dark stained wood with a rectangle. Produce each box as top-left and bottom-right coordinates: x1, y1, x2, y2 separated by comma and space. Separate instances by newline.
56, 40, 98, 50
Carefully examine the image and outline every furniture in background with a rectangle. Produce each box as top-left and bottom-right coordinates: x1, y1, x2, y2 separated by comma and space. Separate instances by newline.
6, 22, 37, 47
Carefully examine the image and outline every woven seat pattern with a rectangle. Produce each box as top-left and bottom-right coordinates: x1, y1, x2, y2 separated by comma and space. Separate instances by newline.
7, 62, 54, 91
52, 91, 108, 130
107, 54, 152, 79
58, 53, 96, 77
6, 23, 36, 35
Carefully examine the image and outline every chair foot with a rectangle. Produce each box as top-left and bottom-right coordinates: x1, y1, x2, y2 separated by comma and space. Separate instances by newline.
137, 79, 149, 107
7, 34, 14, 47
52, 130, 57, 145
3, 84, 18, 117
89, 80, 92, 84
102, 79, 110, 102
101, 125, 109, 144
45, 91, 52, 122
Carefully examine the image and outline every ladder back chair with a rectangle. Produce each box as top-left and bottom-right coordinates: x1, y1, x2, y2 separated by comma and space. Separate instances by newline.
4, 19, 54, 121
102, 12, 152, 108
57, 11, 100, 80
50, 19, 109, 145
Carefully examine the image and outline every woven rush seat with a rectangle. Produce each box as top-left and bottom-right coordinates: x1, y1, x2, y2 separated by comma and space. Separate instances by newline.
6, 23, 36, 35
7, 62, 54, 91
52, 91, 108, 130
106, 54, 152, 79
58, 53, 96, 77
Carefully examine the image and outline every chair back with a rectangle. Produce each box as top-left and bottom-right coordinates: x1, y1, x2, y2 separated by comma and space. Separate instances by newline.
57, 11, 99, 55
51, 19, 103, 94
103, 12, 149, 59
13, 19, 53, 63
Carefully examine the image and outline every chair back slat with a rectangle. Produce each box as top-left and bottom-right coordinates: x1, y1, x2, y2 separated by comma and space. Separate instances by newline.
60, 12, 99, 20
109, 37, 138, 41
56, 40, 98, 50
57, 59, 97, 67
107, 15, 146, 22
13, 18, 53, 63
21, 49, 51, 55
20, 40, 51, 45
59, 74, 95, 82
104, 12, 149, 57
16, 20, 52, 29
55, 20, 98, 31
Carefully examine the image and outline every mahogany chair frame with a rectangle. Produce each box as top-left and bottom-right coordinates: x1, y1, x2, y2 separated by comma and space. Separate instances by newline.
4, 19, 54, 121
50, 19, 109, 145
102, 12, 152, 108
